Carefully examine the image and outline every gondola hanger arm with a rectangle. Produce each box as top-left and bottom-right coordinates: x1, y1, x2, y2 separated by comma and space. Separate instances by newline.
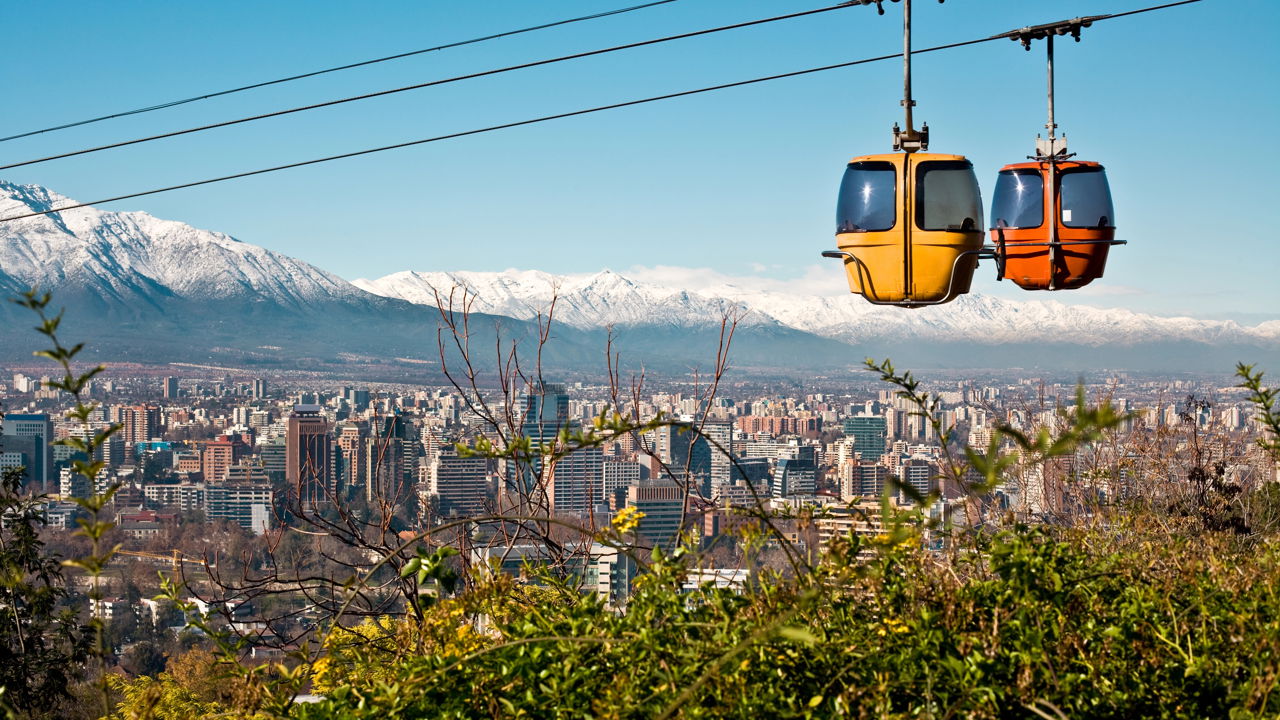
993, 15, 1109, 50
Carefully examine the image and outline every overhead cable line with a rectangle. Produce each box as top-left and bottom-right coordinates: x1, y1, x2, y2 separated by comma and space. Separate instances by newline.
0, 0, 1201, 224
0, 2, 864, 172
0, 0, 680, 145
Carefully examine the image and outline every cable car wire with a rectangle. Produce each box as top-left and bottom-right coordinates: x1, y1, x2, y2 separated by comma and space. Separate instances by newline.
0, 2, 865, 173
0, 39, 1022, 224
0, 0, 1201, 225
0, 0, 681, 145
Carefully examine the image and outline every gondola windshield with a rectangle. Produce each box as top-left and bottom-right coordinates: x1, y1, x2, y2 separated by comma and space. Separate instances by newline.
991, 169, 1044, 229
916, 160, 983, 232
1061, 167, 1115, 228
836, 161, 896, 233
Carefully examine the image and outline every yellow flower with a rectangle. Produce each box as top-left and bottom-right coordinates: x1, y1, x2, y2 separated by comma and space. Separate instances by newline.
611, 506, 645, 534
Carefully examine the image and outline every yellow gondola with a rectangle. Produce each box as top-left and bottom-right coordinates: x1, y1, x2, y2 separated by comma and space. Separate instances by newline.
823, 0, 990, 307
833, 151, 984, 304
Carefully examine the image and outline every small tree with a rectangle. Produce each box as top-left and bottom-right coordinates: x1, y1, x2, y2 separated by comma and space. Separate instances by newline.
0, 453, 91, 716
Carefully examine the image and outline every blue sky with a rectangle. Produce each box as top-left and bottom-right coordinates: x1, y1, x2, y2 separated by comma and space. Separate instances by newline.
2, 0, 1276, 321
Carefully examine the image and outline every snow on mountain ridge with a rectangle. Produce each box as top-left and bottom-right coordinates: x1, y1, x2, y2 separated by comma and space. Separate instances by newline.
355, 268, 1279, 347
0, 180, 367, 306
351, 269, 774, 329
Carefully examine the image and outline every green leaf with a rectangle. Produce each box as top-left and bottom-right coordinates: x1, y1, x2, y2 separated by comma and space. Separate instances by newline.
778, 626, 817, 645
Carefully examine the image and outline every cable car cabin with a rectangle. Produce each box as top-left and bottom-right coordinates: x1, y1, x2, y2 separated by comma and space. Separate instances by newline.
835, 153, 985, 306
990, 160, 1116, 290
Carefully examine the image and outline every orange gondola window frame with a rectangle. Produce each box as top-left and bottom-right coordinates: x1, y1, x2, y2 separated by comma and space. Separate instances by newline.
991, 169, 1044, 231
1059, 166, 1115, 229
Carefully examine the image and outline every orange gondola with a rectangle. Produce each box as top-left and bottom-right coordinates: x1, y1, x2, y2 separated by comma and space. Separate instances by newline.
991, 159, 1116, 290
990, 17, 1124, 291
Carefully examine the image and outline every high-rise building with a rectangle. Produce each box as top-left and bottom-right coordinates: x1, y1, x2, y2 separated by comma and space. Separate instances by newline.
626, 480, 686, 552
519, 382, 570, 439
162, 376, 179, 400
425, 446, 490, 518
546, 445, 603, 517
842, 415, 887, 462
702, 421, 734, 494
899, 457, 937, 502
843, 462, 889, 501
773, 447, 817, 498
117, 405, 161, 454
512, 382, 572, 497
603, 460, 643, 500
251, 378, 268, 400
208, 463, 274, 533
336, 423, 367, 495
260, 438, 287, 484
286, 405, 333, 507
201, 436, 246, 483
1, 413, 52, 491
364, 416, 415, 504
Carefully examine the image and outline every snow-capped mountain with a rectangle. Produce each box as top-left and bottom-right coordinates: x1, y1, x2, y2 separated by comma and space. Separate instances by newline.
0, 179, 1273, 372
354, 269, 1280, 349
0, 181, 551, 368
353, 269, 777, 330
0, 181, 370, 310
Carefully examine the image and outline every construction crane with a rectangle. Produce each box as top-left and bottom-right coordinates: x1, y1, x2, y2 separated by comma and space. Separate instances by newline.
114, 549, 213, 576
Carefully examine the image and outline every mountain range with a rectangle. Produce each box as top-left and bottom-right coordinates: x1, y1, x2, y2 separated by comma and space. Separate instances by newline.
1, 180, 1275, 375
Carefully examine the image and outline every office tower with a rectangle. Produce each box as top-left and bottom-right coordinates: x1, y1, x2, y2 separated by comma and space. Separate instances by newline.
649, 423, 694, 479
512, 382, 572, 496
773, 446, 817, 498
336, 423, 367, 495
899, 457, 937, 502
251, 378, 268, 400
286, 405, 333, 507
842, 415, 888, 462
259, 437, 287, 484
162, 376, 179, 400
1, 413, 52, 492
520, 382, 570, 439
207, 463, 274, 533
346, 388, 371, 412
702, 421, 734, 494
547, 445, 604, 517
0, 436, 40, 492
364, 415, 415, 504
603, 460, 643, 499
626, 480, 686, 552
426, 445, 491, 517
729, 457, 772, 496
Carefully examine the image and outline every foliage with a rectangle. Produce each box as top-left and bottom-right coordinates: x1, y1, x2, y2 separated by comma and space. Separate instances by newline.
1238, 362, 1280, 459
12, 289, 124, 717
0, 461, 91, 717
290, 524, 1280, 719
109, 649, 257, 720
122, 641, 169, 678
